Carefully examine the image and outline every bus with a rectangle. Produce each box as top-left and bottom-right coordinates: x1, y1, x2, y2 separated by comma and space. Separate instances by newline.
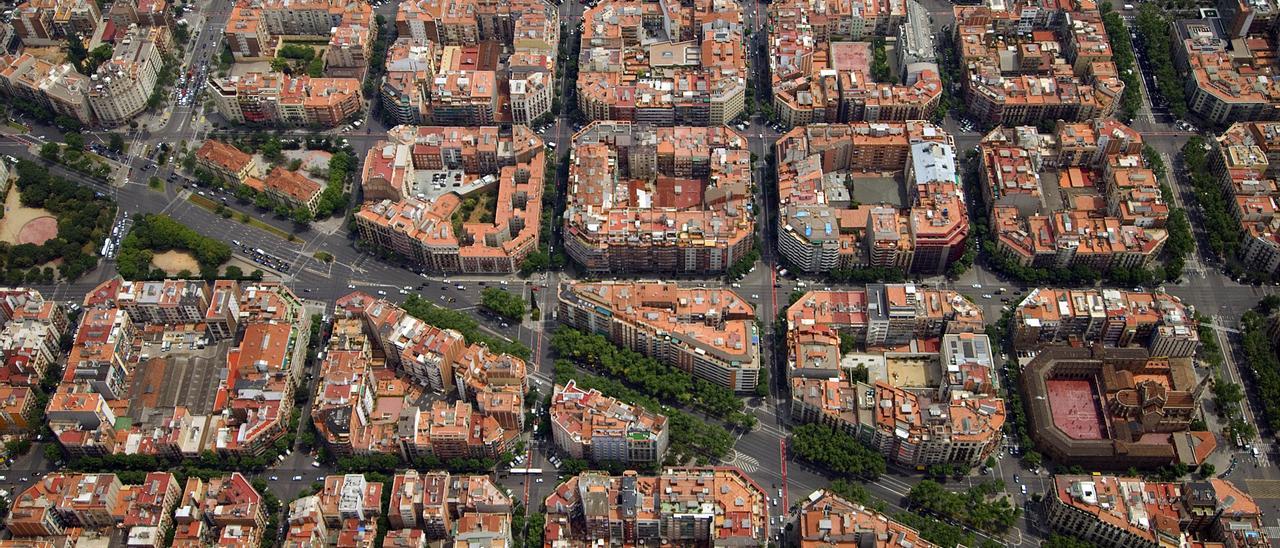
508, 468, 543, 475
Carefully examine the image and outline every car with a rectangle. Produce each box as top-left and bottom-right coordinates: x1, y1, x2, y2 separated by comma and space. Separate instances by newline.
982, 294, 993, 299
971, 283, 982, 288
377, 290, 387, 296
293, 475, 303, 481
751, 294, 760, 299
1013, 474, 1021, 484
312, 461, 321, 467
347, 284, 356, 289
270, 476, 279, 481
456, 284, 465, 290
20, 477, 27, 482
500, 322, 509, 328
535, 478, 544, 483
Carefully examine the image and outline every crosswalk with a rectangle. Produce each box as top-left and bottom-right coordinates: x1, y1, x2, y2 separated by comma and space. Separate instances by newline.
724, 450, 762, 474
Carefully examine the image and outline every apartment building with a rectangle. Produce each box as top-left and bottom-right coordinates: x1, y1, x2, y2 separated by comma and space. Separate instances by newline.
380, 37, 437, 125
390, 0, 558, 125
1012, 287, 1199, 357
1046, 475, 1270, 548
981, 122, 1168, 272
108, 0, 175, 31
284, 477, 384, 547
396, 0, 557, 48
563, 122, 755, 274
309, 317, 400, 457
387, 470, 512, 543
223, 0, 373, 61
1207, 122, 1280, 276
550, 380, 669, 466
784, 288, 998, 467
196, 139, 260, 185
399, 400, 518, 461
775, 122, 968, 274
794, 489, 936, 547
0, 288, 68, 386
0, 385, 34, 434
172, 473, 267, 547
543, 468, 768, 546
207, 71, 362, 128
955, 5, 1124, 125
325, 292, 527, 461
355, 125, 545, 274
49, 280, 310, 460
324, 22, 374, 79
769, 0, 938, 126
577, 0, 746, 126
454, 344, 527, 431
245, 167, 324, 216
12, 0, 100, 47
0, 53, 94, 125
223, 5, 272, 60
509, 70, 552, 124
111, 279, 211, 326
87, 25, 163, 126
1175, 19, 1280, 125
558, 281, 761, 392
7, 473, 179, 545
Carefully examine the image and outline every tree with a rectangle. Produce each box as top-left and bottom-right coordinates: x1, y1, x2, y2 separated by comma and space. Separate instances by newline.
85, 44, 113, 73
291, 207, 313, 225
481, 287, 526, 320
306, 57, 325, 77
789, 423, 886, 479
64, 132, 85, 151
1213, 378, 1245, 409
261, 137, 284, 163
66, 35, 90, 72
108, 133, 126, 154
39, 142, 60, 162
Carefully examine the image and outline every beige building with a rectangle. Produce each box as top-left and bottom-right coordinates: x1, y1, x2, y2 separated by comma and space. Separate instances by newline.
509, 71, 552, 124
558, 281, 761, 392
87, 26, 163, 126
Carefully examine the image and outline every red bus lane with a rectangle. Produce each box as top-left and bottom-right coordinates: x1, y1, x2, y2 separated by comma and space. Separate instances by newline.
779, 438, 789, 511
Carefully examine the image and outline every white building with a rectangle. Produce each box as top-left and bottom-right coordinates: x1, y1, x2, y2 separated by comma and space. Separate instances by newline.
510, 71, 552, 125
87, 26, 162, 126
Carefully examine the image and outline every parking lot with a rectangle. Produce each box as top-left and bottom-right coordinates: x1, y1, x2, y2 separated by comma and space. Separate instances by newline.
236, 240, 294, 273
127, 338, 233, 419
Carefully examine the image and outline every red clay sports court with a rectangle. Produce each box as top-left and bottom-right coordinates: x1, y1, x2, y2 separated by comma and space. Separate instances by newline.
1046, 379, 1107, 440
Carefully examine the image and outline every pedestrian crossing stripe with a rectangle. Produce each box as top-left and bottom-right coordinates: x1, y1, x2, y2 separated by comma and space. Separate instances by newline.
1245, 480, 1280, 499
